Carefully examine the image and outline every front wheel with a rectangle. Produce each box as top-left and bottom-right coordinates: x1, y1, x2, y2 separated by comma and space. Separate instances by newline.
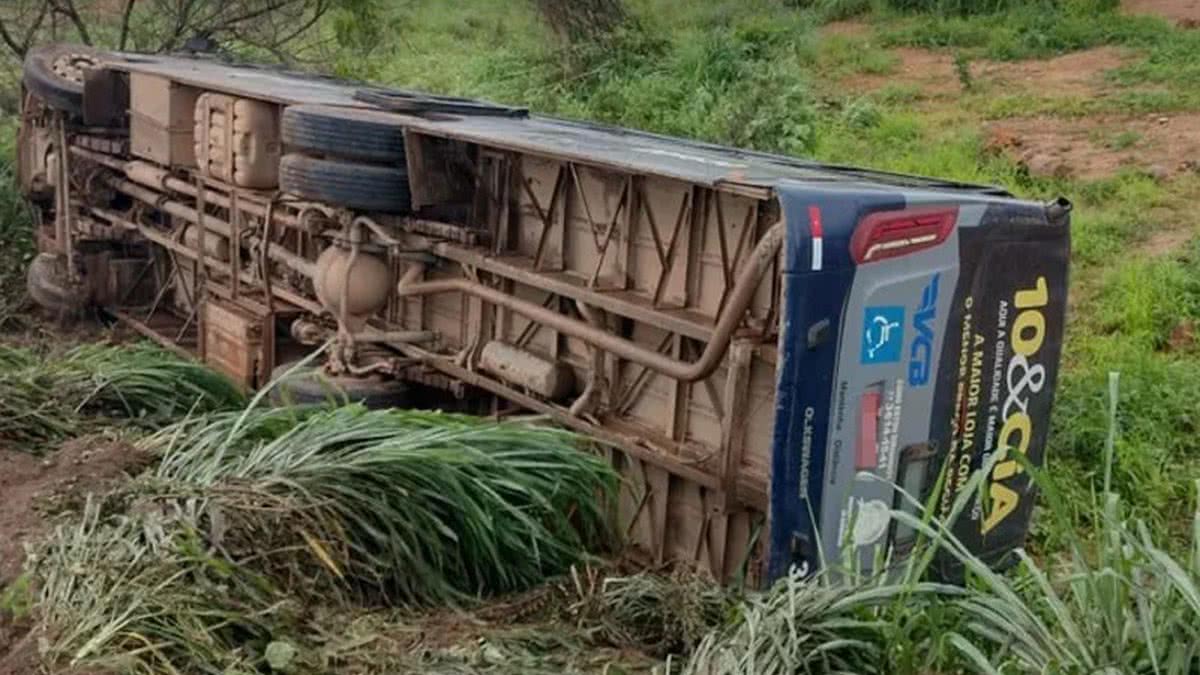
266, 361, 410, 409
26, 253, 87, 316
22, 44, 106, 117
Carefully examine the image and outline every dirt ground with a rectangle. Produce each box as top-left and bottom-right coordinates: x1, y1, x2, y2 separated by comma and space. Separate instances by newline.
1125, 0, 1200, 26
0, 439, 148, 675
829, 0, 1200, 182
842, 45, 1132, 102
984, 112, 1200, 180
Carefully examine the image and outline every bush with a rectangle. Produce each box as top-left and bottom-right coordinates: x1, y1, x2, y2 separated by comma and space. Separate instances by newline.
0, 115, 33, 323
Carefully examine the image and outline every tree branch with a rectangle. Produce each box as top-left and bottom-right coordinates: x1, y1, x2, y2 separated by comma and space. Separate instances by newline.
0, 19, 25, 58
50, 0, 92, 45
22, 3, 51, 54
118, 0, 137, 50
259, 0, 328, 53
0, 2, 51, 59
209, 0, 298, 35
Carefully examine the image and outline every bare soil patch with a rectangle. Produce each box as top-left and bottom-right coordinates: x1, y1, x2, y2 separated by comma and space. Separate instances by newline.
1141, 225, 1196, 257
842, 46, 1131, 100
984, 112, 1200, 180
0, 438, 145, 674
981, 47, 1129, 97
0, 438, 147, 583
1124, 0, 1200, 27
842, 47, 958, 96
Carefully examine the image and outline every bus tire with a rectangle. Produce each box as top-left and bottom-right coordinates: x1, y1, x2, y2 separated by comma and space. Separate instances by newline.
266, 361, 409, 409
281, 104, 407, 164
279, 153, 411, 213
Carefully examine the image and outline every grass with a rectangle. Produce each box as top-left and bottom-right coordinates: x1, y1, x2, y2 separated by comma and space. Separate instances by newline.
0, 343, 246, 447
937, 382, 1200, 673
24, 366, 1200, 673
3, 0, 1200, 672
27, 401, 621, 673
0, 116, 33, 327
145, 401, 618, 605
878, 3, 1167, 61
684, 374, 1200, 673
31, 498, 307, 674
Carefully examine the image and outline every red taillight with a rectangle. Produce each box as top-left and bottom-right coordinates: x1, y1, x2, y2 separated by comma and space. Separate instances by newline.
850, 206, 958, 264
857, 389, 882, 471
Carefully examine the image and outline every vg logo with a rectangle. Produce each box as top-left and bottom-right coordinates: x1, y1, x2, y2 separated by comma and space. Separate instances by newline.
908, 273, 941, 386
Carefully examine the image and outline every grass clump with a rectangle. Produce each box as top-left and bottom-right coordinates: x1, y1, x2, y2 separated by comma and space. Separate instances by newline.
145, 404, 618, 605
32, 499, 305, 674
29, 404, 619, 672
0, 343, 245, 447
578, 569, 736, 657
939, 380, 1200, 672
683, 567, 962, 674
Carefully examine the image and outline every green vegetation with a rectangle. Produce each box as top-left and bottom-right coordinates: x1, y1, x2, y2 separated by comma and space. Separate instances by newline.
0, 343, 245, 447
879, 3, 1163, 60
0, 117, 32, 326
28, 402, 619, 673
147, 403, 618, 604
686, 378, 1200, 674
2, 0, 1200, 672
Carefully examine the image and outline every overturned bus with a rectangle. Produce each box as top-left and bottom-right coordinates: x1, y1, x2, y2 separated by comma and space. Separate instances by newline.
16, 43, 1070, 584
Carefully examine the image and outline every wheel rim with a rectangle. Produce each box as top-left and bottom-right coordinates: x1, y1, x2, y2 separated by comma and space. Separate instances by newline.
50, 53, 99, 84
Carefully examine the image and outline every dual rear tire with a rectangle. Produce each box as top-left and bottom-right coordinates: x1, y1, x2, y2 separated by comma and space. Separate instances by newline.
278, 104, 412, 213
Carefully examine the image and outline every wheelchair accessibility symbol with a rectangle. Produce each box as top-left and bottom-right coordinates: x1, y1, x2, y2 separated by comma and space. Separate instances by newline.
861, 306, 904, 364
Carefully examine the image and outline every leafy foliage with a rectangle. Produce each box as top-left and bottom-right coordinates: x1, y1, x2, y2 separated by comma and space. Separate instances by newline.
0, 117, 32, 324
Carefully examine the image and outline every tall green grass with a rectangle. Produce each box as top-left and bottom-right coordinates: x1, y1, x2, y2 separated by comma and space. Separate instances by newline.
30, 403, 619, 672
0, 343, 245, 446
144, 404, 618, 604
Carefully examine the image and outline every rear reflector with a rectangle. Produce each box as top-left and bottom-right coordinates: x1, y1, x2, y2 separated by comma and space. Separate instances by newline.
850, 206, 958, 264
857, 388, 882, 470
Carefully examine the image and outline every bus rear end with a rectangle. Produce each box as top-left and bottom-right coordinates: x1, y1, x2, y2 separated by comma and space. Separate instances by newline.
768, 184, 1070, 579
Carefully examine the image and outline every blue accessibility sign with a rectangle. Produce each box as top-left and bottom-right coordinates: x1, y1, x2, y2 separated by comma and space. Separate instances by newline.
861, 306, 905, 364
